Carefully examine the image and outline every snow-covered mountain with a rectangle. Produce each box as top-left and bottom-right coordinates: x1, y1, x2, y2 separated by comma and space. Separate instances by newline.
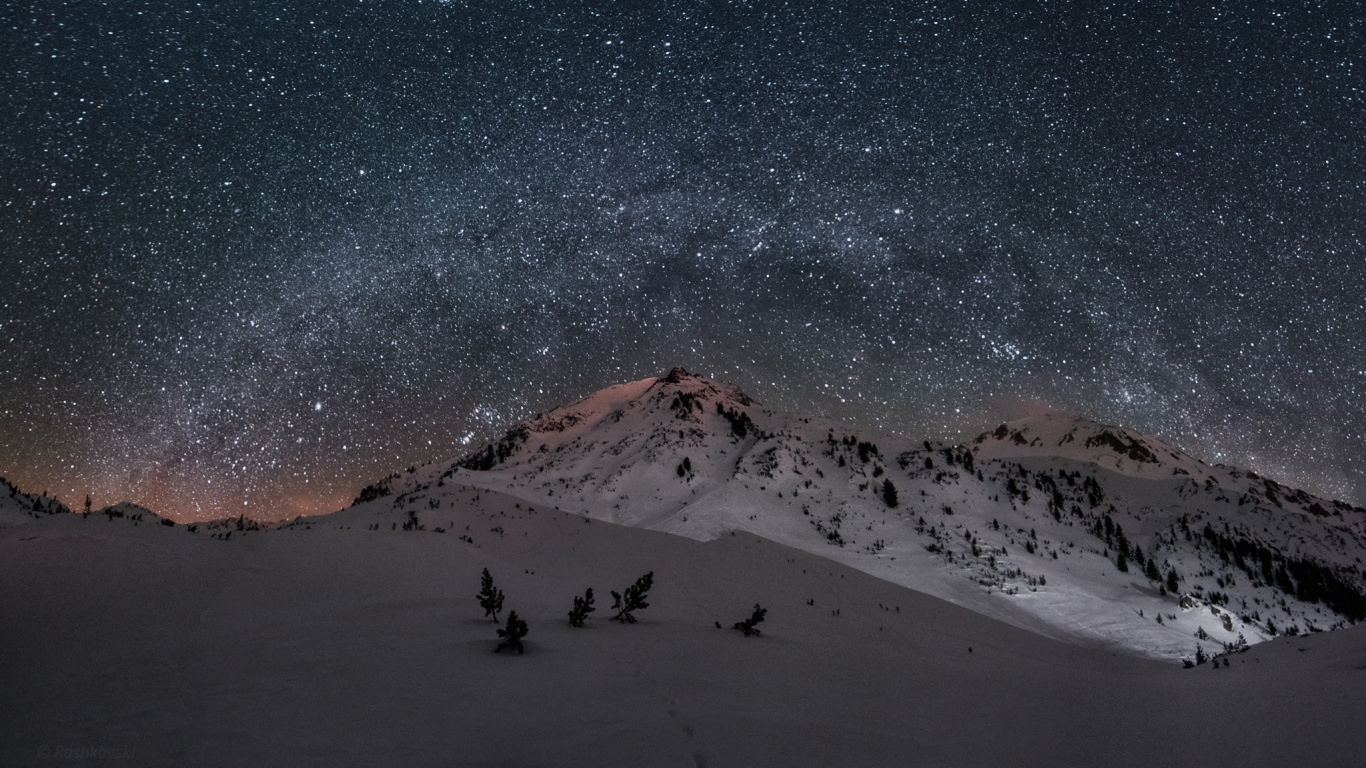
89, 501, 179, 527
0, 476, 71, 527
0, 480, 182, 529
6, 375, 1365, 764
359, 367, 1366, 660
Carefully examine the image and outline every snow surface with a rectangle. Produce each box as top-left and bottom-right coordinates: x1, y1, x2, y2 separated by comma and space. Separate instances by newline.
5, 368, 1365, 763
3, 487, 1364, 767
369, 368, 1366, 660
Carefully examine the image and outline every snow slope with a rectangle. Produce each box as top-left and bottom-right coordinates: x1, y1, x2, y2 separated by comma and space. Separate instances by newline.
0, 476, 71, 528
364, 368, 1366, 660
3, 484, 1364, 767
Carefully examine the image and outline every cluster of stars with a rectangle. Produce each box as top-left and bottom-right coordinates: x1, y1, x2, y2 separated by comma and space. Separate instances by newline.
1, 2, 1362, 519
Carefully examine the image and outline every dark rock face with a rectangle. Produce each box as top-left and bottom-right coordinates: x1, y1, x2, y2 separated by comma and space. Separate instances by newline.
1084, 430, 1158, 464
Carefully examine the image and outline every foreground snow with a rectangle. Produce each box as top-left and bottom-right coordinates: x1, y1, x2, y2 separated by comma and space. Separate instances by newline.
3, 489, 1364, 767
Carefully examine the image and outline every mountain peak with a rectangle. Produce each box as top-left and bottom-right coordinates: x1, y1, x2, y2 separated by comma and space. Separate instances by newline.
662, 366, 695, 383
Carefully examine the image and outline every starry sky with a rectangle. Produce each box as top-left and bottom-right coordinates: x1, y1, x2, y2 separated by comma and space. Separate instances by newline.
2, 1, 1363, 520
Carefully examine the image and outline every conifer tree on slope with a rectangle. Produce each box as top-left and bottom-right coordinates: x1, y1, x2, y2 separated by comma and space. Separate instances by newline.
610, 572, 654, 623
495, 611, 528, 654
477, 568, 505, 622
568, 587, 596, 627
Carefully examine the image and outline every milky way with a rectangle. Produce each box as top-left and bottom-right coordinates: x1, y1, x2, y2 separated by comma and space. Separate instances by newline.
2, 2, 1362, 519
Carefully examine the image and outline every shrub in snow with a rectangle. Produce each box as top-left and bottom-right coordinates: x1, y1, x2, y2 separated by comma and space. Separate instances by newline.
568, 588, 596, 627
495, 611, 528, 654
477, 568, 505, 622
733, 604, 768, 637
610, 572, 654, 623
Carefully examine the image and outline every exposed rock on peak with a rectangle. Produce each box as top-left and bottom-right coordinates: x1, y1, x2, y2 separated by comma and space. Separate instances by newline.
662, 366, 694, 383
972, 413, 1207, 480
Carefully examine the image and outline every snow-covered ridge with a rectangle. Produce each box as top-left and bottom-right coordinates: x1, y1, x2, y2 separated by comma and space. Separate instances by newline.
971, 413, 1213, 481
91, 502, 177, 526
972, 413, 1365, 523
0, 475, 71, 527
358, 368, 1366, 660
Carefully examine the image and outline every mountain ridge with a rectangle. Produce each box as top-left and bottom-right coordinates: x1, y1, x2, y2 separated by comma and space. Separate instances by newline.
356, 368, 1366, 659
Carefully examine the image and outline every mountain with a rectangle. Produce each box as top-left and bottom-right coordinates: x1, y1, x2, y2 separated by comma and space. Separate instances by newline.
91, 502, 178, 526
0, 476, 71, 527
360, 367, 1366, 659
4, 392, 1366, 765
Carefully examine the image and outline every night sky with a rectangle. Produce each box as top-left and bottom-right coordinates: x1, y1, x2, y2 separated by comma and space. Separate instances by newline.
2, 1, 1362, 520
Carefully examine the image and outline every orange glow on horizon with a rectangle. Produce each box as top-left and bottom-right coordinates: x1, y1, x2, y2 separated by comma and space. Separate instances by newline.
3, 468, 359, 524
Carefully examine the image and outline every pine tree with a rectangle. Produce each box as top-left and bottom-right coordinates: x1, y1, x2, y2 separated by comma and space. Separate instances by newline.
1145, 558, 1161, 582
495, 611, 528, 654
733, 604, 768, 636
83, 495, 91, 516
477, 568, 505, 622
610, 571, 654, 623
1166, 567, 1181, 594
882, 479, 898, 508
1116, 551, 1128, 572
568, 587, 596, 627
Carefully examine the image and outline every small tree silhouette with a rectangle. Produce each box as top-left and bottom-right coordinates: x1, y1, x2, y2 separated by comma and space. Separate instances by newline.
1145, 558, 1161, 582
495, 611, 528, 654
610, 571, 654, 623
882, 480, 899, 508
477, 568, 505, 622
733, 604, 768, 636
568, 587, 596, 627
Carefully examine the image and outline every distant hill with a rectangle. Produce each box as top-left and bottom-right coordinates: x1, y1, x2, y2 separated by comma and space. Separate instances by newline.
0, 476, 71, 528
